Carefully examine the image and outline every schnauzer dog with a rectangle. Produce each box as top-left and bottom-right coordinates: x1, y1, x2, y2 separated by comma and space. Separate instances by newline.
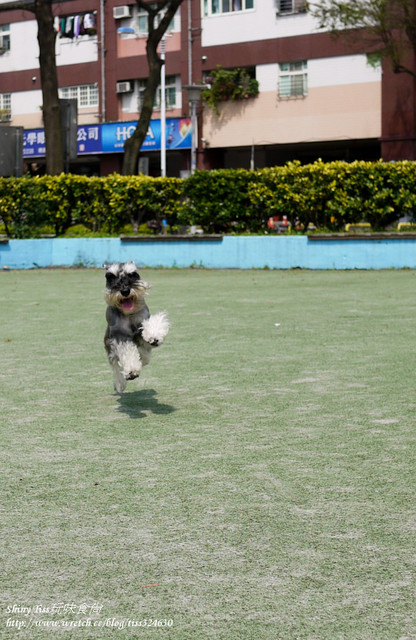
104, 262, 170, 393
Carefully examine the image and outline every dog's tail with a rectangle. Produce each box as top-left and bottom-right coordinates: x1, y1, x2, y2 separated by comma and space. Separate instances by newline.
141, 311, 170, 345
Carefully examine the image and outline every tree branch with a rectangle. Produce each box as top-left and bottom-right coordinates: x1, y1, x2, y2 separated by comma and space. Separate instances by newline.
0, 0, 35, 12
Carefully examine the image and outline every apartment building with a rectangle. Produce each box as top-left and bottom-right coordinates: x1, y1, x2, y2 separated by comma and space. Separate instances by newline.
0, 0, 415, 175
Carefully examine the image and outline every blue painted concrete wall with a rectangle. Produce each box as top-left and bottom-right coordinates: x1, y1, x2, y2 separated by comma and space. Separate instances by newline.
1, 236, 416, 270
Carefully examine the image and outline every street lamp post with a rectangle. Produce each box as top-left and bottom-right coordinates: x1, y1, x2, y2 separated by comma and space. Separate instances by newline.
160, 35, 166, 177
183, 84, 207, 174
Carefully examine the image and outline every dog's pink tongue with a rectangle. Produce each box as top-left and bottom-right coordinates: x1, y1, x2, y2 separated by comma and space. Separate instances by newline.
122, 298, 134, 311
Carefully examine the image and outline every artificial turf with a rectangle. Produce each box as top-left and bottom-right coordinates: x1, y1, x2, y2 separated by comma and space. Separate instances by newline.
0, 267, 415, 639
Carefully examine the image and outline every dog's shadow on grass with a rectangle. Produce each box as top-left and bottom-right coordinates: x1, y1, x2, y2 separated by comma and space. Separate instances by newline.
116, 388, 176, 419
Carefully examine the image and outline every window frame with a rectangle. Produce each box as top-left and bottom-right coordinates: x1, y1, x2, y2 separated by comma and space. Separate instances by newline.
137, 5, 176, 35
275, 0, 307, 16
0, 93, 11, 121
278, 60, 308, 98
137, 75, 179, 111
203, 0, 254, 17
0, 24, 11, 53
59, 84, 99, 107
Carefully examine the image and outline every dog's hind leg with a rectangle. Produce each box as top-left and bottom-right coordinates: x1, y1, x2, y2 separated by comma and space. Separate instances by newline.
107, 339, 142, 393
115, 341, 142, 381
138, 343, 152, 367
111, 361, 127, 394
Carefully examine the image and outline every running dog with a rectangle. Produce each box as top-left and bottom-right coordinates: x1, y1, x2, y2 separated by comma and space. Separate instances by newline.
104, 262, 170, 393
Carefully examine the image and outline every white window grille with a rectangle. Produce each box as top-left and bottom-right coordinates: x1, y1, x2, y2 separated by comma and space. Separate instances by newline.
59, 84, 99, 107
279, 61, 308, 98
203, 0, 254, 16
0, 93, 11, 121
275, 0, 307, 15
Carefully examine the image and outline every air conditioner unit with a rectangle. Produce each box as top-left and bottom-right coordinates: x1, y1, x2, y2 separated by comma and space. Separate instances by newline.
113, 5, 131, 19
116, 81, 133, 94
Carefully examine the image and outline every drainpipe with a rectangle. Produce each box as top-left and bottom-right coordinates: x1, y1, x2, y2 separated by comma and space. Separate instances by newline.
188, 0, 192, 84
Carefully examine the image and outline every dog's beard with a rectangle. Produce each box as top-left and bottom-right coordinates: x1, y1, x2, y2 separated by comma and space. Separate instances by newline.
105, 281, 149, 315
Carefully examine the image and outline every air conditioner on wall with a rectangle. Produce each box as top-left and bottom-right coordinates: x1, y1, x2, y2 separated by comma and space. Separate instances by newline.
116, 81, 133, 94
113, 5, 132, 19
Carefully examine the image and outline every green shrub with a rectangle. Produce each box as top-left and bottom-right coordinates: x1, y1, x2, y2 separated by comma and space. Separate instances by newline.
182, 169, 259, 233
0, 161, 415, 238
250, 161, 416, 231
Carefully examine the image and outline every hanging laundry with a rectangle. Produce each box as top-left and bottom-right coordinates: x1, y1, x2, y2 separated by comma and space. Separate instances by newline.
59, 17, 66, 37
65, 16, 74, 38
57, 12, 97, 39
74, 15, 81, 38
83, 13, 97, 35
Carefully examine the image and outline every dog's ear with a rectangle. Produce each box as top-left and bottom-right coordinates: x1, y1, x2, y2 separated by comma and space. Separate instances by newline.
123, 261, 140, 276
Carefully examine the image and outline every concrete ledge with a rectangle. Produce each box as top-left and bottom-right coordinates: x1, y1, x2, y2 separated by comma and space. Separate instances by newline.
120, 234, 223, 242
309, 232, 416, 241
0, 238, 9, 244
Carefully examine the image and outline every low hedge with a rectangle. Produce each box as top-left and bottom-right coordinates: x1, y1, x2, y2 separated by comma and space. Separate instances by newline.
0, 160, 415, 238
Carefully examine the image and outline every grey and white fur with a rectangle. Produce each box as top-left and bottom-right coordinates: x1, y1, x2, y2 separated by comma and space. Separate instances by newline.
104, 261, 170, 393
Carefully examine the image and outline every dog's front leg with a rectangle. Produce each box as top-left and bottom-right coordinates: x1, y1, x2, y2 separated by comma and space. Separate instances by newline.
141, 312, 170, 347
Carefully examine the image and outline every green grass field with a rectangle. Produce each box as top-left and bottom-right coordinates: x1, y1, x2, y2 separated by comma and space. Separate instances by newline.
1, 267, 415, 639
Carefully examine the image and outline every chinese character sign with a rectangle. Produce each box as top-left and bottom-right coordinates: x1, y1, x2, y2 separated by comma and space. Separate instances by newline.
23, 118, 192, 158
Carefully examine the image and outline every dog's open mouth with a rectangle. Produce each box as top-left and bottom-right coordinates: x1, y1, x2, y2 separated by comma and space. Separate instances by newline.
121, 297, 135, 312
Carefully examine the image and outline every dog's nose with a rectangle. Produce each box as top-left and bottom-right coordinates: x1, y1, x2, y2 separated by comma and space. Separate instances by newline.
121, 288, 130, 297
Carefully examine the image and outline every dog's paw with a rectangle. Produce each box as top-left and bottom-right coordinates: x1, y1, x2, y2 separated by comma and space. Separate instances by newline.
121, 361, 142, 379
125, 371, 140, 380
141, 312, 170, 347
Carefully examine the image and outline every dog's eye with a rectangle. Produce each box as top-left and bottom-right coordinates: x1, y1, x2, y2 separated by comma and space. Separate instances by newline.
105, 272, 117, 285
128, 273, 140, 284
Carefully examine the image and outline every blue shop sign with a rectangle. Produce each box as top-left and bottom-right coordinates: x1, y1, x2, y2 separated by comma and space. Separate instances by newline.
23, 117, 192, 158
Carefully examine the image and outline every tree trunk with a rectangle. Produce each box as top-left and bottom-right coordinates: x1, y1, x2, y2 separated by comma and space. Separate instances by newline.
34, 0, 64, 175
122, 40, 162, 175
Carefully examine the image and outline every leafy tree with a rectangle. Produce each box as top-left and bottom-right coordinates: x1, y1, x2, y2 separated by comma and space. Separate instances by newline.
1, 0, 184, 175
309, 0, 416, 78
122, 0, 184, 175
0, 0, 64, 174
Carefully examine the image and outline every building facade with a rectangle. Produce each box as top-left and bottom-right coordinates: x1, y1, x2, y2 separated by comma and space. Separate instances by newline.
0, 0, 415, 175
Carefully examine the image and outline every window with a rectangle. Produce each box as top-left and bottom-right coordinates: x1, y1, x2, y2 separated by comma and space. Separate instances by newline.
275, 0, 307, 14
0, 93, 11, 121
137, 5, 175, 35
203, 0, 254, 16
279, 61, 307, 98
122, 76, 180, 114
138, 75, 178, 110
0, 24, 11, 53
59, 84, 99, 107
